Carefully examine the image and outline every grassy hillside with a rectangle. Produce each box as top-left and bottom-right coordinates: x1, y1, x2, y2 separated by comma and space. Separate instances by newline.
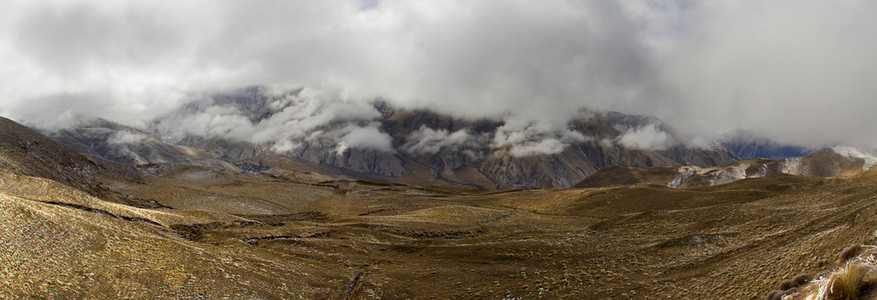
4, 163, 877, 298
4, 116, 877, 298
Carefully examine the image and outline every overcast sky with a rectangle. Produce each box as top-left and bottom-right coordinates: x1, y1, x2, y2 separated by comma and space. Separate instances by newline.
1, 0, 876, 148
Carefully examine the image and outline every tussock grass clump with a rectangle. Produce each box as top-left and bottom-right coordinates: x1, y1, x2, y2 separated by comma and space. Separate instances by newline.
815, 270, 832, 281
803, 262, 877, 300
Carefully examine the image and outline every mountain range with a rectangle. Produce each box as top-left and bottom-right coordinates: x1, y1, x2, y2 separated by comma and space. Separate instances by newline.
44, 87, 748, 189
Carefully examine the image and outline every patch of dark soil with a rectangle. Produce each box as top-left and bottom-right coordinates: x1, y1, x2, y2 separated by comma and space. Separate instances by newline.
236, 212, 331, 224
357, 224, 477, 239
588, 216, 626, 231
41, 201, 162, 226
102, 190, 173, 209
243, 231, 332, 245
170, 222, 224, 240
655, 233, 736, 248
345, 272, 364, 297
358, 208, 390, 216
172, 221, 267, 241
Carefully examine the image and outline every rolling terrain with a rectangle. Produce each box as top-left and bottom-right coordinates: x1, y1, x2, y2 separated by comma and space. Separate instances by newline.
2, 116, 877, 298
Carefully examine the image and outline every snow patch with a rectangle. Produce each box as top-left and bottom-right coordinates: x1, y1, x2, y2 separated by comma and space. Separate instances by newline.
779, 157, 805, 176
668, 166, 700, 188
832, 146, 877, 171
708, 163, 749, 186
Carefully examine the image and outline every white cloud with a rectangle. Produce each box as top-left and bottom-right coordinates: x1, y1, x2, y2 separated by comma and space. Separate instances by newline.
108, 130, 149, 144
337, 123, 394, 153
402, 126, 483, 156
492, 116, 589, 157
508, 139, 568, 157
617, 124, 675, 150
153, 86, 394, 154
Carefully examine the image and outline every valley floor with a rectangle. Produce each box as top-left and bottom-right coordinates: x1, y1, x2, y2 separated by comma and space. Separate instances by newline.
4, 165, 877, 298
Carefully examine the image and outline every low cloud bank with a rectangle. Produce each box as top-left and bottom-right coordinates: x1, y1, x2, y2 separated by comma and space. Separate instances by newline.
152, 87, 394, 155
492, 117, 589, 157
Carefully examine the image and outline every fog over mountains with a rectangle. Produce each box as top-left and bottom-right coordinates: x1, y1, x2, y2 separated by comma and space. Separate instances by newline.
47, 86, 742, 188
2, 0, 877, 152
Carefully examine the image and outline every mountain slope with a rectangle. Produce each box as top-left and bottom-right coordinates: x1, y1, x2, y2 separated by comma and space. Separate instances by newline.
575, 145, 877, 188
47, 118, 242, 171
43, 87, 740, 189
0, 171, 340, 298
721, 129, 814, 159
0, 117, 144, 204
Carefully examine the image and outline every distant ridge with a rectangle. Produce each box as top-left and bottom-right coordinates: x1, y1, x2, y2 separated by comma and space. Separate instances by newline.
41, 87, 742, 189
0, 116, 147, 206
721, 129, 814, 159
575, 146, 877, 188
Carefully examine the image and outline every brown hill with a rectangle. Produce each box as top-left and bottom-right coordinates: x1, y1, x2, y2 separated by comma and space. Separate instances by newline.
573, 165, 680, 188
0, 117, 146, 205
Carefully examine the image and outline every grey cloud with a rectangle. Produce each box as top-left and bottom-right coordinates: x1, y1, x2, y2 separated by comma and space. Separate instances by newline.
645, 0, 877, 147
3, 92, 115, 128
13, 3, 185, 75
0, 0, 650, 127
1, 0, 876, 150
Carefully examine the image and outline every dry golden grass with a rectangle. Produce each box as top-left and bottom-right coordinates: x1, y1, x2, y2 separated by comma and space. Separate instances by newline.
6, 159, 877, 298
801, 261, 877, 300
